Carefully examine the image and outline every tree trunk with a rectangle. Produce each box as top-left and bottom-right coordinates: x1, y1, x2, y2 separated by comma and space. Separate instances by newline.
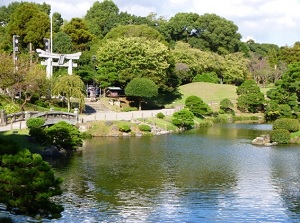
138, 97, 142, 111
67, 97, 71, 112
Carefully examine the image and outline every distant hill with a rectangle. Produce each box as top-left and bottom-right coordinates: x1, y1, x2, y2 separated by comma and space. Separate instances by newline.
174, 82, 238, 105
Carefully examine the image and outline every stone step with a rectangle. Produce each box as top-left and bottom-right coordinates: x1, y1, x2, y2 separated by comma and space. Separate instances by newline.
84, 101, 110, 114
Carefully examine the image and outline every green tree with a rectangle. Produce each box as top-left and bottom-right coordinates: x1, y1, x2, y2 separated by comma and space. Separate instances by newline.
166, 12, 200, 42
62, 18, 94, 51
52, 12, 63, 33
85, 0, 119, 38
52, 75, 85, 112
0, 138, 63, 217
220, 98, 235, 115
45, 121, 82, 150
93, 61, 118, 96
105, 24, 167, 44
125, 78, 158, 110
265, 62, 300, 120
237, 80, 265, 113
53, 32, 73, 54
172, 109, 195, 129
7, 2, 50, 50
96, 37, 177, 92
192, 13, 242, 54
185, 95, 213, 117
280, 42, 300, 65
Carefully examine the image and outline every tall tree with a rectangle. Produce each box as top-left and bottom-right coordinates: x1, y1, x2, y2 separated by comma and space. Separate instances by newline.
52, 12, 64, 33
93, 61, 118, 96
125, 78, 158, 110
96, 37, 178, 92
85, 0, 119, 38
193, 13, 242, 54
280, 42, 300, 65
166, 12, 200, 43
62, 18, 94, 51
52, 75, 85, 112
53, 32, 72, 54
7, 2, 50, 50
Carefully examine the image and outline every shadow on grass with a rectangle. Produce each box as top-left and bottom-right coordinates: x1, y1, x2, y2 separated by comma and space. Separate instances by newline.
0, 130, 43, 153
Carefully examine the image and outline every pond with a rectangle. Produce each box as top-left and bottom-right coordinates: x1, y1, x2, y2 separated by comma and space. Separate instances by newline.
2, 123, 300, 222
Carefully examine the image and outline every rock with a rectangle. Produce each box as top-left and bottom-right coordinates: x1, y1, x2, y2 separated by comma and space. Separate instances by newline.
42, 145, 65, 156
252, 134, 275, 146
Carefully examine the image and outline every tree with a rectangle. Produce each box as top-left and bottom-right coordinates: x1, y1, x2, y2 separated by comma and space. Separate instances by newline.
125, 78, 158, 110
93, 61, 118, 96
185, 95, 213, 117
52, 75, 85, 112
52, 12, 63, 33
0, 52, 47, 106
192, 13, 242, 54
222, 52, 249, 84
53, 32, 73, 54
280, 42, 300, 65
171, 109, 195, 129
85, 0, 119, 38
7, 2, 50, 50
265, 62, 300, 120
237, 80, 265, 113
220, 98, 235, 115
0, 138, 63, 218
104, 24, 167, 44
166, 12, 200, 42
96, 37, 177, 92
62, 18, 94, 51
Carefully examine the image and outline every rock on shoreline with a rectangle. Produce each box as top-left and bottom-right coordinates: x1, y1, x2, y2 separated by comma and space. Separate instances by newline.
252, 134, 278, 146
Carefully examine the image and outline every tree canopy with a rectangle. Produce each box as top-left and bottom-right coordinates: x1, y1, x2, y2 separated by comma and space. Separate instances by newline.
125, 77, 158, 110
96, 37, 177, 91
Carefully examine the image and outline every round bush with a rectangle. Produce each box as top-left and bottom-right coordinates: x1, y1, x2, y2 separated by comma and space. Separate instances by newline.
270, 129, 290, 144
139, 124, 151, 132
273, 118, 300, 132
26, 117, 45, 129
118, 124, 131, 132
156, 112, 165, 119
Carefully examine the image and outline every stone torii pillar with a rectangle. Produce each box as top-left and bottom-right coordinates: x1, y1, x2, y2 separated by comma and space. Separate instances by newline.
36, 49, 81, 78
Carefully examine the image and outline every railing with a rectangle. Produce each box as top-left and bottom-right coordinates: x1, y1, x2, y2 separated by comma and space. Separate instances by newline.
0, 110, 79, 126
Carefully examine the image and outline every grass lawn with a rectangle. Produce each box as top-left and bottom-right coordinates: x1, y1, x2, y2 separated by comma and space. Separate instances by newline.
0, 129, 43, 153
173, 82, 238, 106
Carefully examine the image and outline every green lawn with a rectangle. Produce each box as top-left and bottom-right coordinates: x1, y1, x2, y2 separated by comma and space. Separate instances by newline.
173, 82, 238, 106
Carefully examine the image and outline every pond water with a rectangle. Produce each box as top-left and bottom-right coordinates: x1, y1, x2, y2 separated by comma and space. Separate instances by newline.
2, 123, 300, 222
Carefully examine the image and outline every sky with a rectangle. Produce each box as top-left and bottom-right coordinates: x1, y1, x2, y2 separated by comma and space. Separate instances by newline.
2, 0, 300, 47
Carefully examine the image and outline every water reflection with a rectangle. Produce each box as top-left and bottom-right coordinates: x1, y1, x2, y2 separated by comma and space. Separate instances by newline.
4, 124, 300, 222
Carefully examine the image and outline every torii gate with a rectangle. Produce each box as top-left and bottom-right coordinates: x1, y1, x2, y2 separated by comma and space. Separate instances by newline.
36, 49, 81, 79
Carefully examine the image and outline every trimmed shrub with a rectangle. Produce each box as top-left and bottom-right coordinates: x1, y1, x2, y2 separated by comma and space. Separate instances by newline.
270, 129, 290, 144
26, 117, 45, 129
118, 124, 131, 132
192, 72, 219, 84
273, 118, 300, 132
156, 112, 165, 119
172, 109, 195, 129
139, 124, 151, 132
29, 127, 47, 143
